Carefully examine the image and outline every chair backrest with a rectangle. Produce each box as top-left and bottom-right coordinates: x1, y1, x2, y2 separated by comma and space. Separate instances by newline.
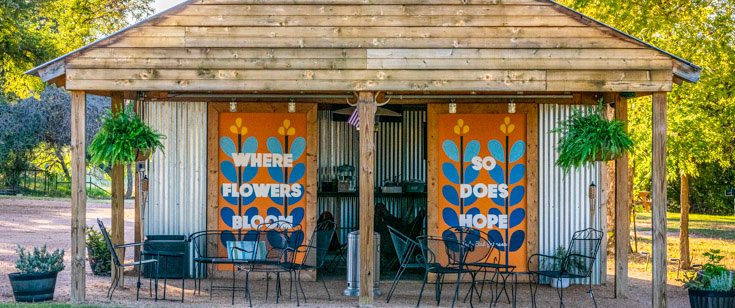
388, 225, 419, 267
417, 235, 469, 269
297, 221, 335, 269
564, 228, 603, 278
258, 220, 303, 263
446, 226, 494, 265
97, 219, 122, 267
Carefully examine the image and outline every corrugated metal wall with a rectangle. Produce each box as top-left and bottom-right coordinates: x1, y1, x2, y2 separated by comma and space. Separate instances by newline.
143, 101, 207, 238
317, 109, 427, 242
539, 104, 602, 284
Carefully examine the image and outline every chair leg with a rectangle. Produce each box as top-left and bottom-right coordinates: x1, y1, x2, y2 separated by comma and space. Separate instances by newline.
155, 261, 159, 301
416, 271, 428, 307
265, 272, 270, 302
298, 270, 307, 303
289, 271, 293, 300
589, 284, 597, 308
137, 264, 142, 301
182, 257, 186, 303
321, 276, 331, 301
210, 264, 214, 300
245, 271, 253, 308
386, 266, 403, 303
435, 273, 443, 306
451, 271, 461, 308
295, 271, 301, 307
163, 257, 168, 300
231, 266, 236, 305
528, 273, 538, 308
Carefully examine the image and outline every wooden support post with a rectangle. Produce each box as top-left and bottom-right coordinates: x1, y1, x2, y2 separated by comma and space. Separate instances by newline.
615, 94, 629, 298
110, 92, 125, 281
652, 92, 668, 308
133, 100, 142, 262
358, 92, 376, 307
70, 91, 87, 303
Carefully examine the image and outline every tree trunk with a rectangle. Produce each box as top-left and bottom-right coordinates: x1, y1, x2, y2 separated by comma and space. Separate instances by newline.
55, 148, 71, 180
680, 172, 691, 269
125, 164, 133, 199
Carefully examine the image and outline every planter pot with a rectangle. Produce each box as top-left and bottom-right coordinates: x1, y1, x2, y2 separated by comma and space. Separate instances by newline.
688, 289, 735, 308
550, 277, 570, 289
8, 271, 59, 302
135, 149, 151, 161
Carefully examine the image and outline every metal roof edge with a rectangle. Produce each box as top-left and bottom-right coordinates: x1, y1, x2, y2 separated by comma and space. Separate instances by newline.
25, 0, 194, 77
547, 0, 702, 83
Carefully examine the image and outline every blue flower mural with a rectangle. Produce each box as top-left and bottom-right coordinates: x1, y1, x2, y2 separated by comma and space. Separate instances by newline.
441, 119, 480, 228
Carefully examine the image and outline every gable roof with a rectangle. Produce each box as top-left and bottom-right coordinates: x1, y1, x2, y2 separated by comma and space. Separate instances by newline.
26, 0, 702, 93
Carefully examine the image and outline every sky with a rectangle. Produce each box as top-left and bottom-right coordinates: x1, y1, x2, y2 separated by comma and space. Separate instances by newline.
153, 0, 186, 13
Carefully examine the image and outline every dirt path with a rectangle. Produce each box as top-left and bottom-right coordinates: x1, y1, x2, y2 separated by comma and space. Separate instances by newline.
0, 197, 691, 307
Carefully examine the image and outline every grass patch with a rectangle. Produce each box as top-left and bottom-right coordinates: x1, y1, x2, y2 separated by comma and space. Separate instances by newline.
628, 212, 735, 281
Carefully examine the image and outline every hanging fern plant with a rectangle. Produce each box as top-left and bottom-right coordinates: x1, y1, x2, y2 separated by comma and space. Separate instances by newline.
89, 108, 165, 166
551, 99, 633, 174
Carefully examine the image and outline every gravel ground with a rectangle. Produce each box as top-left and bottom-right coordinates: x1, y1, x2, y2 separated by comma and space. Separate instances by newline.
0, 197, 690, 307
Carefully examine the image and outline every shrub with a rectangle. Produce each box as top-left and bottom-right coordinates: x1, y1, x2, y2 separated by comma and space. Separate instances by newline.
85, 227, 110, 275
15, 245, 65, 274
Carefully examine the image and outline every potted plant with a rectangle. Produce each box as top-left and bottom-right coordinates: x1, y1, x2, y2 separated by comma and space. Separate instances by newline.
541, 247, 589, 289
89, 108, 165, 166
550, 99, 633, 173
86, 226, 111, 276
684, 249, 735, 308
8, 245, 64, 302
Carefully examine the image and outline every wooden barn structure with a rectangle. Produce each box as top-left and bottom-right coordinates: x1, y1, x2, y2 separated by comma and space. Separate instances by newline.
27, 0, 700, 307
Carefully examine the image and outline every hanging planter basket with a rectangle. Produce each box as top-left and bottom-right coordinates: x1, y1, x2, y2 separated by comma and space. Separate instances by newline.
135, 149, 151, 162
589, 151, 622, 162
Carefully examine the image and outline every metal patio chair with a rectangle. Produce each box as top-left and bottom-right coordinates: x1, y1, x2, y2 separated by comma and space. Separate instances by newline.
287, 221, 336, 306
416, 235, 476, 308
244, 221, 303, 305
385, 225, 423, 303
527, 228, 603, 308
97, 218, 159, 301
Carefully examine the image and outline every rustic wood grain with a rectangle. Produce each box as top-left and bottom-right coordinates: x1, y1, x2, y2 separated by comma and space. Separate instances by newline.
651, 92, 668, 308
70, 91, 87, 303
358, 92, 376, 307
110, 92, 125, 283
614, 94, 629, 299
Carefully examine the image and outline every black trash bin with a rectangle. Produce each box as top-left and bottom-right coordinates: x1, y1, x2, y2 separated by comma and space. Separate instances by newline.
143, 235, 189, 279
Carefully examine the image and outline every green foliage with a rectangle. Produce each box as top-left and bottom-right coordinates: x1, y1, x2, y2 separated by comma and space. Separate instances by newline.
684, 249, 735, 291
550, 100, 633, 174
14, 245, 64, 274
85, 227, 110, 275
668, 162, 735, 215
88, 108, 165, 167
1, 0, 153, 99
540, 246, 588, 274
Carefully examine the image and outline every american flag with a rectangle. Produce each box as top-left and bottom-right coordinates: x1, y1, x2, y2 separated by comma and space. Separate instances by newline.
347, 108, 359, 128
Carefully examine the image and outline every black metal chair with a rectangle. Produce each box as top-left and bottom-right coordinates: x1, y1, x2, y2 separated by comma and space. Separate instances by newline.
527, 228, 603, 308
287, 221, 336, 306
97, 218, 158, 301
244, 221, 303, 305
416, 235, 476, 308
385, 225, 423, 303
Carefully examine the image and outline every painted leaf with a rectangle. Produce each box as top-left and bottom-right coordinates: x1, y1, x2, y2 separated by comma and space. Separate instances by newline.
466, 207, 480, 218
441, 229, 462, 253
243, 136, 258, 154
492, 194, 505, 207
509, 230, 525, 252
442, 207, 459, 227
267, 137, 283, 154
220, 161, 238, 183
241, 165, 258, 183
242, 192, 257, 206
289, 230, 304, 249
289, 163, 306, 184
268, 166, 284, 183
509, 141, 526, 163
442, 185, 460, 206
443, 140, 460, 162
267, 207, 283, 219
488, 207, 503, 217
464, 140, 481, 162
488, 140, 505, 163
463, 190, 478, 207
509, 208, 525, 229
266, 230, 286, 248
442, 162, 460, 185
220, 137, 237, 158
289, 207, 305, 226
290, 137, 306, 161
222, 186, 239, 206
509, 164, 525, 185
489, 164, 505, 184
243, 230, 259, 242
221, 207, 236, 228
244, 207, 259, 220
487, 229, 505, 252
270, 195, 284, 206
464, 164, 480, 184
509, 186, 525, 206
288, 187, 304, 205
220, 230, 236, 247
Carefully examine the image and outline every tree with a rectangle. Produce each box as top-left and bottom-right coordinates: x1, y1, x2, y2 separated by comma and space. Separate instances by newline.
560, 0, 735, 269
1, 0, 153, 99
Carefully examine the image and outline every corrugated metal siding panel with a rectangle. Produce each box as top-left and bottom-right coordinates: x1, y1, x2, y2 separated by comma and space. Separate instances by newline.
539, 104, 602, 285
317, 109, 427, 242
144, 101, 207, 238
